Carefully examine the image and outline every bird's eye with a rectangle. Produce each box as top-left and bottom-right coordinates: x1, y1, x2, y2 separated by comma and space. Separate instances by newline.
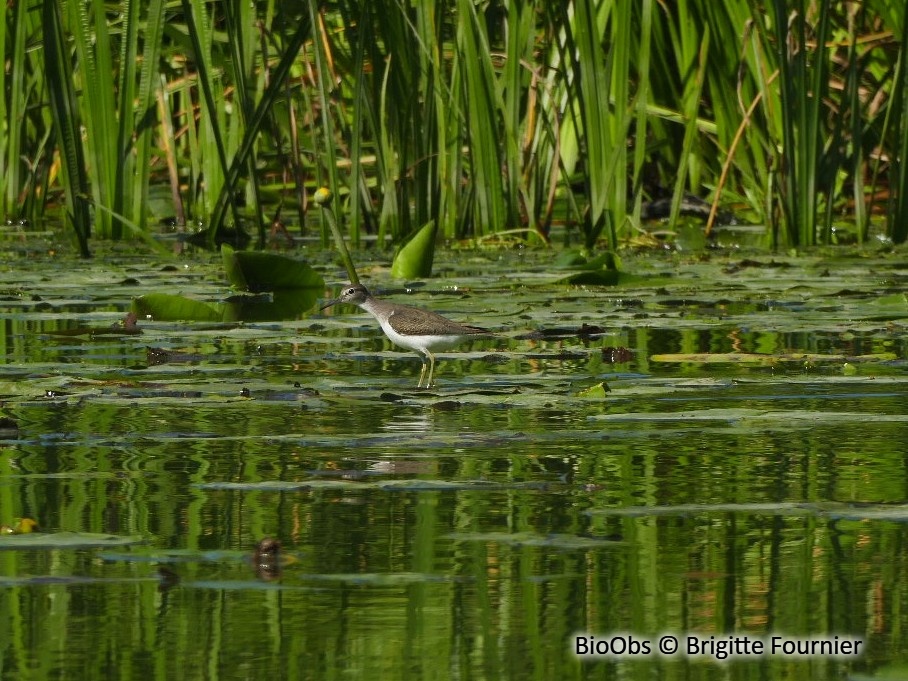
346, 288, 356, 295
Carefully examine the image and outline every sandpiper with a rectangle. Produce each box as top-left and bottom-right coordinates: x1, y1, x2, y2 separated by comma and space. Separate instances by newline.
320, 284, 490, 388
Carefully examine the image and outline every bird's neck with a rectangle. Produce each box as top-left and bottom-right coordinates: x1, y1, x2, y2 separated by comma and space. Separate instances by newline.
357, 296, 393, 322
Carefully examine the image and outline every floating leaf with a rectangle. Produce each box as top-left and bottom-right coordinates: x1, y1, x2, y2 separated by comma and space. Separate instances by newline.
586, 502, 908, 524
194, 479, 547, 492
651, 352, 898, 364
870, 292, 908, 308
132, 293, 223, 322
195, 481, 317, 491
818, 504, 908, 522
221, 244, 324, 292
301, 572, 455, 585
524, 249, 621, 286
447, 531, 619, 549
567, 251, 622, 272
42, 312, 141, 337
589, 408, 908, 423
378, 479, 548, 491
222, 290, 319, 322
577, 382, 609, 398
0, 532, 144, 550
586, 502, 808, 517
558, 269, 621, 286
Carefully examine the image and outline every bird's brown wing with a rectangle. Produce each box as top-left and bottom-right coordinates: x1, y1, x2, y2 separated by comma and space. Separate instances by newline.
387, 305, 489, 336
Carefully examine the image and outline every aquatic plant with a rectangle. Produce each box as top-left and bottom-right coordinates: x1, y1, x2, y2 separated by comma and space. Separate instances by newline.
3, 0, 905, 253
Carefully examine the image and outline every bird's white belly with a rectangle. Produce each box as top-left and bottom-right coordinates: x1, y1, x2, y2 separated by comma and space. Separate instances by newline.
377, 318, 463, 353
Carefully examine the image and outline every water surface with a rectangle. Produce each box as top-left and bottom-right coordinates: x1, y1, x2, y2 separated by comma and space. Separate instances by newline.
1, 243, 907, 680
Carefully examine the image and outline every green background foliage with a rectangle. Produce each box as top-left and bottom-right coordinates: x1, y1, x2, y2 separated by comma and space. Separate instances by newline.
2, 1, 906, 251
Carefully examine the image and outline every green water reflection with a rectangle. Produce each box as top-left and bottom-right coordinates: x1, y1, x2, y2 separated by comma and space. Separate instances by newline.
1, 250, 908, 679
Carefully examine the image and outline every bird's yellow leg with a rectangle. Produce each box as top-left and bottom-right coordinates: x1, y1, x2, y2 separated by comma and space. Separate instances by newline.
424, 351, 436, 388
417, 359, 427, 388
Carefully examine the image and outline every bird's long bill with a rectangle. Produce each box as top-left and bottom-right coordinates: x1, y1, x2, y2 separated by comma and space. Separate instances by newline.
319, 296, 342, 311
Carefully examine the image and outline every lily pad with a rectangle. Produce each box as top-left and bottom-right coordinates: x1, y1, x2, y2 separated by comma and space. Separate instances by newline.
650, 351, 898, 364
378, 479, 549, 491
222, 290, 320, 321
0, 532, 144, 550
193, 479, 549, 492
0, 575, 150, 586
132, 293, 223, 322
194, 481, 318, 491
586, 502, 809, 517
870, 292, 908, 308
577, 381, 609, 398
814, 503, 908, 522
552, 250, 621, 285
447, 531, 619, 549
589, 408, 908, 424
221, 244, 324, 292
301, 572, 456, 585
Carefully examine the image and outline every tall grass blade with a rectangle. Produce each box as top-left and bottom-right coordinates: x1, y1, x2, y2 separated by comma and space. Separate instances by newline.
223, 0, 267, 246
182, 0, 241, 244
3, 0, 50, 222
501, 1, 530, 231
887, 7, 908, 243
207, 16, 312, 242
42, 0, 91, 256
555, 0, 616, 249
113, 0, 140, 240
68, 0, 118, 239
156, 81, 186, 226
130, 0, 167, 235
305, 1, 342, 246
669, 27, 709, 226
768, 0, 832, 246
457, 0, 507, 236
630, 0, 653, 223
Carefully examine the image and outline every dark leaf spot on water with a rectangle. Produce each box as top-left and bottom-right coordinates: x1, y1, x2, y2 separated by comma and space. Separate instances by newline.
602, 347, 634, 363
157, 566, 180, 592
431, 400, 461, 411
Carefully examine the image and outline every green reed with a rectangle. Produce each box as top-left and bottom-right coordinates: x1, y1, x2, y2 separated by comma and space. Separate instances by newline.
1, 1, 904, 254
42, 0, 91, 256
885, 6, 908, 244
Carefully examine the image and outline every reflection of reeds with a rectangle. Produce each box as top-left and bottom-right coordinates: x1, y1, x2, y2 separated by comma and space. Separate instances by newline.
5, 1, 907, 252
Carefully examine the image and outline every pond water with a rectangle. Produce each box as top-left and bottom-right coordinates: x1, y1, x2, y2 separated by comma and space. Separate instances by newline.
1, 237, 907, 680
